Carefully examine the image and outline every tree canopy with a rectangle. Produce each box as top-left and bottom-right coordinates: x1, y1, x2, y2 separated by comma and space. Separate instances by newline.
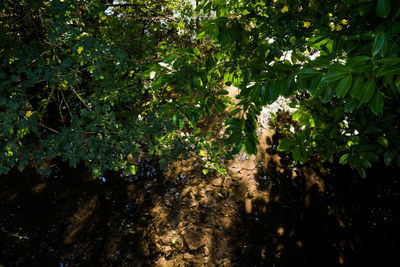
1, 0, 400, 178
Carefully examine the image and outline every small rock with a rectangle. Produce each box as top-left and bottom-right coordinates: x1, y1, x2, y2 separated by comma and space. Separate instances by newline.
204, 246, 210, 256
277, 226, 284, 236
155, 257, 174, 267
198, 188, 207, 197
216, 217, 230, 229
183, 252, 193, 260
244, 199, 252, 213
183, 228, 204, 251
199, 198, 209, 207
212, 178, 223, 187
188, 199, 197, 208
163, 246, 173, 257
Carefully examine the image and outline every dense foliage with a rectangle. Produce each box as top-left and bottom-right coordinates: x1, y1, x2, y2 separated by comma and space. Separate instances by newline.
0, 0, 229, 176
1, 0, 400, 178
198, 0, 400, 177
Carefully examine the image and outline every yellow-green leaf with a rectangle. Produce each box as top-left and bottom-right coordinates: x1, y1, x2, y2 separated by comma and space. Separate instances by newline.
77, 46, 84, 54
25, 110, 32, 118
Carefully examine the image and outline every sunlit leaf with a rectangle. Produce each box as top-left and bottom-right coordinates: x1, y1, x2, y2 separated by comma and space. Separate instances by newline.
339, 153, 349, 165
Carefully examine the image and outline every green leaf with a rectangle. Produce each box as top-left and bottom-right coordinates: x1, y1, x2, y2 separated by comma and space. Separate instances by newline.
202, 169, 209, 175
299, 146, 308, 162
357, 167, 366, 178
339, 153, 349, 165
360, 80, 375, 103
229, 108, 241, 116
292, 146, 301, 161
321, 71, 347, 83
376, 64, 400, 77
214, 0, 225, 7
349, 76, 364, 98
376, 0, 391, 18
226, 130, 243, 144
159, 158, 168, 171
261, 83, 271, 105
192, 128, 201, 135
348, 56, 373, 73
250, 84, 261, 103
344, 97, 358, 112
321, 86, 335, 103
283, 76, 296, 97
218, 30, 231, 48
130, 165, 137, 175
361, 158, 372, 169
224, 72, 234, 84
11, 75, 19, 82
244, 133, 257, 155
384, 151, 396, 166
271, 80, 281, 102
178, 117, 185, 130
207, 23, 219, 41
195, 0, 208, 12
378, 136, 389, 147
77, 46, 84, 54
336, 74, 353, 98
217, 89, 229, 95
152, 74, 168, 90
372, 32, 385, 57
369, 91, 384, 115
297, 68, 320, 78
92, 168, 101, 178
297, 77, 308, 92
309, 75, 323, 97
277, 138, 292, 152
215, 99, 226, 113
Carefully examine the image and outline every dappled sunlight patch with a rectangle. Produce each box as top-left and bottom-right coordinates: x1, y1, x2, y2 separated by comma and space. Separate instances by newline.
63, 195, 99, 245
30, 182, 46, 194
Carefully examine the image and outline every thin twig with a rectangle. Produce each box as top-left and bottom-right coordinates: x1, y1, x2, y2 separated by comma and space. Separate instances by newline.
61, 90, 73, 119
72, 86, 92, 111
57, 90, 65, 126
1, 228, 29, 240
38, 123, 60, 134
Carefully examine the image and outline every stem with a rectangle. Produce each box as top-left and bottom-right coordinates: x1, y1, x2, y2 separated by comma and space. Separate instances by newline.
72, 86, 92, 111
38, 123, 60, 134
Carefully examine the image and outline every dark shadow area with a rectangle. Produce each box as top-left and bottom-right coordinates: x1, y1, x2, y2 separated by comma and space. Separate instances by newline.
0, 158, 167, 266
1, 135, 399, 266
231, 133, 400, 267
